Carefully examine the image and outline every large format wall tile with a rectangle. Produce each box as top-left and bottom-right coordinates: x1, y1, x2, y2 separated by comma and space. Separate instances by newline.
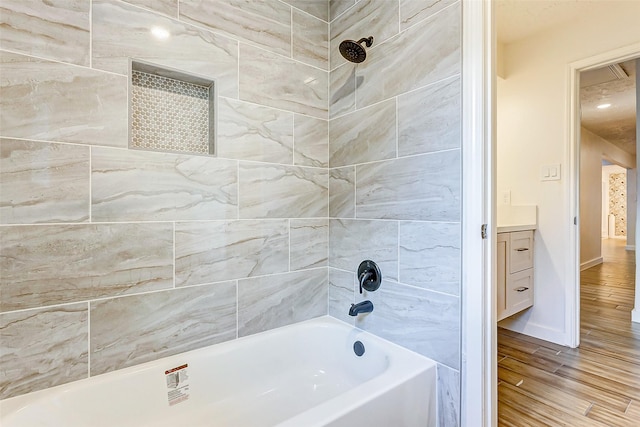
356, 280, 460, 369
330, 0, 399, 69
329, 167, 355, 218
294, 115, 328, 168
283, 0, 329, 22
399, 222, 461, 296
292, 9, 328, 70
239, 44, 328, 119
398, 76, 461, 157
329, 99, 396, 167
122, 0, 178, 17
91, 147, 238, 222
290, 219, 328, 270
400, 0, 458, 31
175, 220, 289, 287
0, 139, 90, 224
217, 98, 293, 164
238, 268, 327, 337
329, 63, 356, 118
0, 0, 90, 66
330, 0, 355, 22
356, 2, 460, 108
328, 267, 355, 324
179, 0, 291, 57
0, 51, 127, 147
329, 219, 398, 281
356, 150, 461, 221
437, 364, 461, 427
239, 163, 328, 218
0, 304, 88, 400
0, 223, 173, 312
90, 282, 236, 375
92, 0, 238, 98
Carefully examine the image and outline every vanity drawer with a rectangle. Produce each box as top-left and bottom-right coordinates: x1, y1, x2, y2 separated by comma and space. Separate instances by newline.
509, 230, 533, 273
506, 269, 533, 313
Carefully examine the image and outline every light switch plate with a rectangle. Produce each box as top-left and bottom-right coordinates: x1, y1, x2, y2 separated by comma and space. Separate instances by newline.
541, 164, 561, 181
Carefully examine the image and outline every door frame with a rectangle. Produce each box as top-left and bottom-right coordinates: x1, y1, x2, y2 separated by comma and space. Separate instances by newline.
567, 42, 640, 347
461, 0, 495, 425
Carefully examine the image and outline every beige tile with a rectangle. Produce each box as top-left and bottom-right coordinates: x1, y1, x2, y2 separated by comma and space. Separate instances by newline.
179, 0, 291, 57
283, 0, 329, 22
239, 163, 328, 218
90, 282, 236, 375
330, 0, 399, 69
400, 0, 458, 31
356, 280, 460, 368
356, 150, 461, 221
356, 3, 460, 108
0, 0, 90, 66
329, 98, 396, 167
398, 76, 461, 157
122, 0, 177, 17
91, 147, 237, 222
329, 219, 398, 281
217, 97, 294, 164
330, 0, 355, 22
329, 166, 355, 218
0, 51, 127, 147
329, 62, 356, 118
399, 222, 461, 296
0, 138, 90, 224
0, 304, 88, 400
328, 267, 356, 324
290, 219, 328, 270
175, 220, 289, 287
294, 114, 328, 167
238, 268, 328, 337
0, 223, 174, 312
292, 9, 328, 70
92, 0, 238, 98
239, 44, 328, 119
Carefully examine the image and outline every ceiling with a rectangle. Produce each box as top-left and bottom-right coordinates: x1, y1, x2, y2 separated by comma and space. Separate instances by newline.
496, 0, 637, 157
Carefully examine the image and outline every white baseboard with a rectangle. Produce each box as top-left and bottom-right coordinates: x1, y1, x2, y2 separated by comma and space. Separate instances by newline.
625, 245, 636, 251
632, 309, 640, 324
498, 317, 567, 346
580, 257, 603, 271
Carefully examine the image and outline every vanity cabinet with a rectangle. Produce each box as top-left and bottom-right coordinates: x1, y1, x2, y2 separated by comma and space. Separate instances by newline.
497, 230, 534, 321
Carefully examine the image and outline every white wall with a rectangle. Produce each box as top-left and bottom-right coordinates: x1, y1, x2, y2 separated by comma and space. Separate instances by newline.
579, 129, 633, 267
628, 168, 637, 249
634, 58, 640, 323
497, 2, 640, 344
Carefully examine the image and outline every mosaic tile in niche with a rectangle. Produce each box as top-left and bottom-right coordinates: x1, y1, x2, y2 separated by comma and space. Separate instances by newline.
130, 69, 214, 155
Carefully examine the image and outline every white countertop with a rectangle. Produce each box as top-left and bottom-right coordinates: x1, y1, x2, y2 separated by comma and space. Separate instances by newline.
497, 224, 537, 233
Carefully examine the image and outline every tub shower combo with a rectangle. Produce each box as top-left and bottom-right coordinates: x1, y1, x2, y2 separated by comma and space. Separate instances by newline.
1, 31, 438, 427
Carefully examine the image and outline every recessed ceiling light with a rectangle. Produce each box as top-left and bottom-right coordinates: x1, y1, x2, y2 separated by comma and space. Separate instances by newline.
150, 26, 170, 40
597, 103, 611, 109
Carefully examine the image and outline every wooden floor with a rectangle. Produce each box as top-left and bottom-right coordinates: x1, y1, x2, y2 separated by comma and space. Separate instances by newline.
498, 239, 639, 426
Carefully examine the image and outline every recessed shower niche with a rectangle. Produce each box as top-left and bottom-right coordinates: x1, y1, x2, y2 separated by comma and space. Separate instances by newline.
129, 60, 216, 155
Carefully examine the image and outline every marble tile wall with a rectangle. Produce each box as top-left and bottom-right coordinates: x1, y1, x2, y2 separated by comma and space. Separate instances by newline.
0, 0, 329, 401
3, 2, 464, 424
327, 2, 462, 426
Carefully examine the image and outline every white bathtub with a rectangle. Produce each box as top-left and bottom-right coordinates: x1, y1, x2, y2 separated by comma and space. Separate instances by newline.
1, 316, 436, 427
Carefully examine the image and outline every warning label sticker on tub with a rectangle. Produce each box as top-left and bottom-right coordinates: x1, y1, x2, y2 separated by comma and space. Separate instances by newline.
165, 364, 189, 406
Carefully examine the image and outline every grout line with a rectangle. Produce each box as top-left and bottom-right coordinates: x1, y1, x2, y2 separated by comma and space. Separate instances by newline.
219, 95, 329, 123
288, 218, 292, 271
235, 280, 239, 339
89, 0, 93, 69
290, 6, 294, 59
397, 221, 400, 283
395, 96, 399, 157
291, 114, 296, 165
88, 146, 92, 222
87, 301, 91, 378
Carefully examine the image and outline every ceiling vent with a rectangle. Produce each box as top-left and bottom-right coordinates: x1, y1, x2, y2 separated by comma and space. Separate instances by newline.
581, 63, 630, 88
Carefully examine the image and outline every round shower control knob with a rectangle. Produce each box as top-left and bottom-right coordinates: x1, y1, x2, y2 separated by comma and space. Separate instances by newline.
357, 260, 382, 294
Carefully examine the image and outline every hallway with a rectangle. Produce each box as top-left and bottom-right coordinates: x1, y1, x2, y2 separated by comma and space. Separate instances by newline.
498, 239, 639, 426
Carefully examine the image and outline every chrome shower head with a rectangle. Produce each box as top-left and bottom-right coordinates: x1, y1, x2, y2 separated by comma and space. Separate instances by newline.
339, 36, 374, 63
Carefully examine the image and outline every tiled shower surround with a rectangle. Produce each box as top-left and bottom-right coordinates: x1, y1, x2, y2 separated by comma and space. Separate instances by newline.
0, 0, 461, 426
